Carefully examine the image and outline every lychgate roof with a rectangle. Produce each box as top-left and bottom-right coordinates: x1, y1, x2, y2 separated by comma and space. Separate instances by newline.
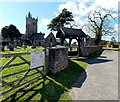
56, 27, 87, 38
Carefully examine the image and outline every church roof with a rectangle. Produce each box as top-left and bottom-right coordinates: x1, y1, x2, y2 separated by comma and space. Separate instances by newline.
56, 27, 87, 38
45, 32, 54, 39
29, 33, 45, 40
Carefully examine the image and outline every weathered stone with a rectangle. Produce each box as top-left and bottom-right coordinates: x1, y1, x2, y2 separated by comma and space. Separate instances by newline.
81, 46, 102, 56
48, 47, 68, 73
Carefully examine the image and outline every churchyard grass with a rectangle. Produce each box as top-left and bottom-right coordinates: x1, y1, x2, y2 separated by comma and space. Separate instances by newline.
0, 47, 88, 101
0, 46, 44, 54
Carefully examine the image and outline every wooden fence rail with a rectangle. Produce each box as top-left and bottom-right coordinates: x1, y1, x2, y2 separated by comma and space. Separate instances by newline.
0, 52, 45, 101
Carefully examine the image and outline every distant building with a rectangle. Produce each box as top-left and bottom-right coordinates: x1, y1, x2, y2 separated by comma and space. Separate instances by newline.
22, 12, 58, 47
26, 12, 38, 39
29, 32, 45, 46
21, 12, 40, 45
25, 32, 57, 47
99, 40, 108, 46
45, 32, 56, 47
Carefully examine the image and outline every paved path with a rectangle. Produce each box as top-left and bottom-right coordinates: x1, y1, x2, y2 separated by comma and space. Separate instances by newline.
69, 50, 118, 100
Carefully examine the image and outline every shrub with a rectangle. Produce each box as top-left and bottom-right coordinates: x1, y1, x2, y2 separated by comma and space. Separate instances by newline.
107, 41, 114, 47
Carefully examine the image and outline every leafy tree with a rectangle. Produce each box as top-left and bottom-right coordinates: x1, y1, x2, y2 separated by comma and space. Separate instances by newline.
47, 8, 74, 31
107, 40, 114, 47
1, 24, 22, 51
85, 8, 116, 45
8, 24, 17, 43
15, 29, 22, 38
1, 26, 9, 51
1, 24, 21, 42
87, 35, 91, 39
1, 26, 9, 38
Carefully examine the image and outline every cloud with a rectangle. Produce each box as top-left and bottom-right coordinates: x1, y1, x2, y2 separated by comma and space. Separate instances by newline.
58, 1, 80, 15
0, 24, 5, 31
114, 23, 120, 33
57, 0, 118, 16
95, 0, 119, 10
40, 18, 51, 26
114, 24, 118, 32
38, 18, 52, 35
53, 11, 59, 17
38, 18, 51, 32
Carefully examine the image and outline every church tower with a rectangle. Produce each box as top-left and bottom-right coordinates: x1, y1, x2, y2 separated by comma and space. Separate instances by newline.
26, 12, 38, 39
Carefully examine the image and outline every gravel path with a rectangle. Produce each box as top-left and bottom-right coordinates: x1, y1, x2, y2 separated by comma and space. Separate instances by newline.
69, 50, 118, 100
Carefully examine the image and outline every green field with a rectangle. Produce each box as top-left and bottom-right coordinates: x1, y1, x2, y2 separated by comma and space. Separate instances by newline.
0, 47, 88, 102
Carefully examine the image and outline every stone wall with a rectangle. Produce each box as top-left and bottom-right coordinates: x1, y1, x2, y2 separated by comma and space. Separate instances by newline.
48, 47, 68, 73
81, 46, 102, 56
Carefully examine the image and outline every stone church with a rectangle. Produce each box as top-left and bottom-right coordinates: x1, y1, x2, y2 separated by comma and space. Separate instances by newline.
26, 12, 38, 39
22, 12, 57, 47
22, 12, 44, 46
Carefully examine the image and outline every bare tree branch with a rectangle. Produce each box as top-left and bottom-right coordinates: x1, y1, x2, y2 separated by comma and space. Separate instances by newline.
86, 8, 116, 45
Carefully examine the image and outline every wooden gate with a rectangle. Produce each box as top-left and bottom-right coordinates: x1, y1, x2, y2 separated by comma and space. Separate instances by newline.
0, 52, 45, 101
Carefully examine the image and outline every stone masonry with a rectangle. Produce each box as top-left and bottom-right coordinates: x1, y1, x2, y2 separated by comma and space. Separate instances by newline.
48, 47, 68, 73
81, 46, 102, 56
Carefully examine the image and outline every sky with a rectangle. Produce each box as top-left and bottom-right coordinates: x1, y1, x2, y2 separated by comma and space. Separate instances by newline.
0, 0, 119, 41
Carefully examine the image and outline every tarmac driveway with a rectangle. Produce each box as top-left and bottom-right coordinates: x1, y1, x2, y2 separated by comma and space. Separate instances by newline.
69, 50, 118, 100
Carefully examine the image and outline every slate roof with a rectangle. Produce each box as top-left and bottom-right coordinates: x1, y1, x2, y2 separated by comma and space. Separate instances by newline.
56, 27, 87, 38
29, 33, 45, 40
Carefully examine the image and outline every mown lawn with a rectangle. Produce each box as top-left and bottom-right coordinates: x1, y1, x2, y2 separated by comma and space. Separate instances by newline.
0, 47, 88, 102
0, 46, 44, 54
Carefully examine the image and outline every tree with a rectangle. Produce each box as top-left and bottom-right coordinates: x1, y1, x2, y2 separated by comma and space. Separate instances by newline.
1, 24, 21, 42
1, 24, 22, 51
1, 26, 9, 38
107, 40, 114, 47
8, 24, 17, 43
85, 8, 116, 45
87, 35, 91, 39
47, 8, 74, 31
1, 26, 9, 51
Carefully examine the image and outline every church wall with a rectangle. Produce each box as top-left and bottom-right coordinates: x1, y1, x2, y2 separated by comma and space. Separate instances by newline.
26, 12, 38, 39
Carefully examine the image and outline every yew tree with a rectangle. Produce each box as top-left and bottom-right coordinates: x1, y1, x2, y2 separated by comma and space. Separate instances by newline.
47, 8, 74, 31
1, 24, 22, 51
1, 24, 21, 43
